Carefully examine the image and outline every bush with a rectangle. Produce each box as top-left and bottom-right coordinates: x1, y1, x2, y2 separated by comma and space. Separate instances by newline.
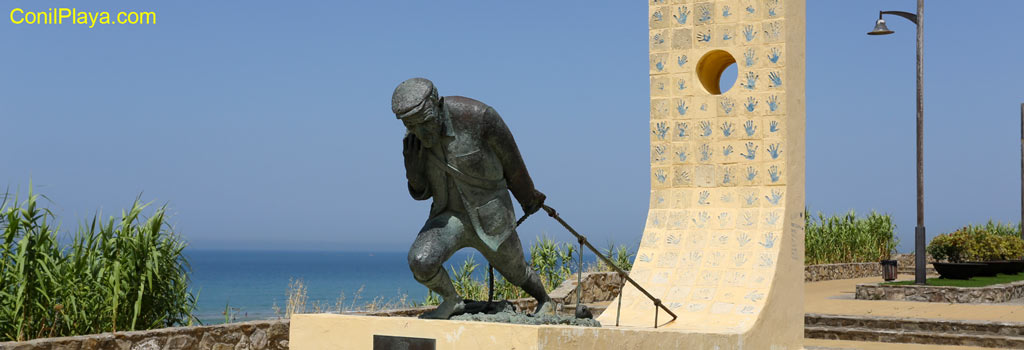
0, 189, 196, 342
804, 209, 899, 265
928, 226, 1024, 263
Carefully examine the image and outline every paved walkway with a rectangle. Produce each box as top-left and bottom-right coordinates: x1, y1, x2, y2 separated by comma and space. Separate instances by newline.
805, 275, 1024, 322
804, 338, 994, 350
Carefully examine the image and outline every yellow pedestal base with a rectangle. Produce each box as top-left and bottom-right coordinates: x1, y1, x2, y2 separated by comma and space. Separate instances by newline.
290, 314, 755, 350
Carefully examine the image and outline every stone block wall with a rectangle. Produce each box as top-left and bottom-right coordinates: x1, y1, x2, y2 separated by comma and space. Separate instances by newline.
0, 320, 289, 350
856, 280, 1024, 303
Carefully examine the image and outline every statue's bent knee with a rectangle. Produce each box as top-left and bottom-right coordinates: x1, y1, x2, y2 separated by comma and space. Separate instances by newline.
408, 250, 442, 282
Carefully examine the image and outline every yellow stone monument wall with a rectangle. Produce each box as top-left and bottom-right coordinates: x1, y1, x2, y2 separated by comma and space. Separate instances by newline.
597, 0, 805, 347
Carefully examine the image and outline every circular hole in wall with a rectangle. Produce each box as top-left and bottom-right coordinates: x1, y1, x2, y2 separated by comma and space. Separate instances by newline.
696, 50, 738, 95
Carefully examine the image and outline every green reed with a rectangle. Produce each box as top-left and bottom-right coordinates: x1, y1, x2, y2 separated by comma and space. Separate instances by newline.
0, 188, 196, 342
804, 208, 899, 265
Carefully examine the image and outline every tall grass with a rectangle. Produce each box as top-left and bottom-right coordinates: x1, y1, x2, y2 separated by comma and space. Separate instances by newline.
804, 209, 899, 265
0, 188, 196, 342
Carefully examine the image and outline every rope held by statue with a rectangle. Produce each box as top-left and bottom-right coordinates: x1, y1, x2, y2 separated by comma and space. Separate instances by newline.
487, 204, 678, 327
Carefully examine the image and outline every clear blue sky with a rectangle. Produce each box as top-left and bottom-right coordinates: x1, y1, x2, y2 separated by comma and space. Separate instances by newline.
3, 1, 1023, 253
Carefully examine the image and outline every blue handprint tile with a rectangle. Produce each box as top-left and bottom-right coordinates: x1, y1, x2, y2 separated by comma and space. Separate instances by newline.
673, 165, 694, 187
692, 211, 711, 228
767, 47, 782, 65
650, 6, 672, 29
740, 71, 758, 90
763, 21, 783, 42
744, 166, 758, 183
764, 188, 783, 206
673, 122, 690, 141
767, 164, 783, 184
674, 76, 688, 92
758, 253, 774, 268
695, 3, 714, 25
742, 119, 758, 138
742, 25, 758, 42
733, 252, 749, 267
650, 53, 670, 74
722, 144, 734, 157
698, 142, 713, 162
669, 211, 689, 230
736, 232, 752, 247
719, 121, 735, 138
765, 0, 782, 18
676, 55, 688, 68
720, 190, 734, 203
651, 121, 670, 141
651, 76, 670, 97
653, 168, 669, 186
743, 48, 758, 68
650, 31, 668, 52
697, 190, 712, 206
652, 144, 669, 164
767, 142, 782, 160
698, 120, 714, 138
766, 95, 781, 113
763, 210, 781, 228
740, 210, 757, 228
674, 99, 689, 118
742, 189, 760, 207
721, 166, 735, 186
767, 71, 783, 88
650, 190, 668, 209
672, 5, 690, 25
740, 141, 759, 160
695, 28, 713, 45
743, 96, 758, 114
721, 5, 732, 19
716, 210, 733, 229
718, 97, 736, 116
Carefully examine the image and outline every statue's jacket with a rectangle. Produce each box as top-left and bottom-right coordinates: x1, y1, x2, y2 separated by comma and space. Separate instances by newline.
406, 96, 540, 252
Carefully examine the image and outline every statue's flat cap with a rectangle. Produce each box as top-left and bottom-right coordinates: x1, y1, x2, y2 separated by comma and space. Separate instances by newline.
392, 78, 435, 119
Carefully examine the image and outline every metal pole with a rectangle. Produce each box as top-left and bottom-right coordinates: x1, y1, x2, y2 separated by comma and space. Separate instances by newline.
913, 0, 927, 285
1020, 102, 1023, 242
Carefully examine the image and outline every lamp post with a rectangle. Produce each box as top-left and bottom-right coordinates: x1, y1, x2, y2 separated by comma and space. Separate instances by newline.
868, 0, 926, 285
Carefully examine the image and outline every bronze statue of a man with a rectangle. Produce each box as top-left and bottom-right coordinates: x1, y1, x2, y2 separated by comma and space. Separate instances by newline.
391, 77, 552, 319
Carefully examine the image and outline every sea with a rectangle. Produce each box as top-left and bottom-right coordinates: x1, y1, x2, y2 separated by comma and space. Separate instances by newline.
188, 249, 503, 325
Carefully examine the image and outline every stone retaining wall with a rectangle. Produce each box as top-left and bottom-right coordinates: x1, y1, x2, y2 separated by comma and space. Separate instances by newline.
804, 262, 881, 282
0, 320, 289, 350
856, 280, 1024, 303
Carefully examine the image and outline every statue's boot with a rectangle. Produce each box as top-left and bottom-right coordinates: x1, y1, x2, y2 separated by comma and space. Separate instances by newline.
417, 269, 465, 319
519, 272, 554, 316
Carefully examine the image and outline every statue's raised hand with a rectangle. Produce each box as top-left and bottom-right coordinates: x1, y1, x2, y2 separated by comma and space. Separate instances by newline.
403, 133, 427, 178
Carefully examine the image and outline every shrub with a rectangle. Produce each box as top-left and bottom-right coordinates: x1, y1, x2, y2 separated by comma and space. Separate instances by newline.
927, 226, 1024, 263
804, 209, 899, 265
0, 188, 196, 342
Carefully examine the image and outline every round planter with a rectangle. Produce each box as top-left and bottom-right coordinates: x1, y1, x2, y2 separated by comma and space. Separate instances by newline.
969, 261, 1000, 277
985, 260, 1024, 275
932, 262, 985, 280
880, 259, 898, 281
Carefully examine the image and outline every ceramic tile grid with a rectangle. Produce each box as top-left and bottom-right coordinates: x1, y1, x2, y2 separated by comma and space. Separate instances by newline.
598, 1, 805, 346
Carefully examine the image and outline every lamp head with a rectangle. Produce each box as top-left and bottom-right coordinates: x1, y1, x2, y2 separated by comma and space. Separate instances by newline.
867, 18, 894, 35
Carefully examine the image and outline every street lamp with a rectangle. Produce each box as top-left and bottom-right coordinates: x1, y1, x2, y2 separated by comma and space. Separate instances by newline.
868, 0, 926, 285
